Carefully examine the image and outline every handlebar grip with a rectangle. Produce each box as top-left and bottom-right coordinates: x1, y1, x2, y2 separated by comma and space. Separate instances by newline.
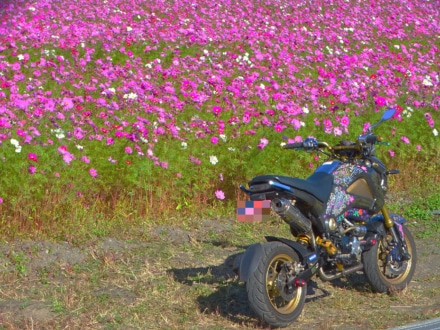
284, 142, 304, 149
332, 145, 361, 152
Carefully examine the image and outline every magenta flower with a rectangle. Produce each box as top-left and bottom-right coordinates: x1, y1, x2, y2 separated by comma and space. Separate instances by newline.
28, 153, 38, 162
125, 146, 133, 154
212, 106, 222, 115
215, 190, 225, 200
340, 115, 350, 127
28, 164, 36, 174
0, 197, 3, 204
12, 62, 21, 71
375, 96, 387, 107
210, 136, 219, 144
89, 168, 98, 177
389, 150, 395, 157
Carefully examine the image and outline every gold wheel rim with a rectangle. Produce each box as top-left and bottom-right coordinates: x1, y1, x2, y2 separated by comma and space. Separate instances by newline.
265, 253, 303, 315
377, 235, 413, 284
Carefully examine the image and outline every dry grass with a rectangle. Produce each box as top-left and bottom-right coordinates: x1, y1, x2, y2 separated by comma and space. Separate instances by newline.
0, 218, 439, 330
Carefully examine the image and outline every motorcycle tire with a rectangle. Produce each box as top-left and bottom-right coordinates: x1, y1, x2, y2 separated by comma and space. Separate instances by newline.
362, 225, 417, 293
246, 241, 306, 328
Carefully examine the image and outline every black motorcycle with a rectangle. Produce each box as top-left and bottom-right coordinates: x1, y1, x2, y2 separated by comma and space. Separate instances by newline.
239, 109, 417, 328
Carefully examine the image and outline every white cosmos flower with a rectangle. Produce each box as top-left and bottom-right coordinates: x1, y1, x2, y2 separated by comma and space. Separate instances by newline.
209, 155, 218, 165
123, 93, 138, 99
219, 134, 227, 142
10, 139, 19, 147
433, 129, 439, 137
423, 76, 433, 87
181, 142, 187, 149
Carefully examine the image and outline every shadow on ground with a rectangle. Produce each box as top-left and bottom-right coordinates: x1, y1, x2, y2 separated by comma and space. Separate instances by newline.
168, 249, 373, 326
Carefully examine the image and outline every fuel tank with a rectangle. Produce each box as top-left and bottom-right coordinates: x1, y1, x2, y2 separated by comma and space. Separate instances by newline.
315, 161, 385, 222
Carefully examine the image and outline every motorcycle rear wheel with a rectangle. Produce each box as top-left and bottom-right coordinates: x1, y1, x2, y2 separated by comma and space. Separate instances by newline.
362, 225, 417, 293
246, 242, 306, 328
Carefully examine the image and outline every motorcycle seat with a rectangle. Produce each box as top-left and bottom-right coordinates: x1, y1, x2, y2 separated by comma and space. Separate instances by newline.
249, 172, 333, 203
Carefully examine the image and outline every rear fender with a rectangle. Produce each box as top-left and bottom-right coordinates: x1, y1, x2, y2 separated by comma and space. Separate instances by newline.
238, 243, 263, 282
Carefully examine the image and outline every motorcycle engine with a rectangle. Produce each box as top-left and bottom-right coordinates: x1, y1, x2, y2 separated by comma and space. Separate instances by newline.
333, 236, 362, 266
333, 221, 367, 266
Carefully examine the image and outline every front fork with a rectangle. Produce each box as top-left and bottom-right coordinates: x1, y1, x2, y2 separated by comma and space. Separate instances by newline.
382, 206, 411, 260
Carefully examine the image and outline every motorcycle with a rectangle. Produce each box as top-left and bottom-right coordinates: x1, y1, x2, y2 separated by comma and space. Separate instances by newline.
238, 109, 417, 328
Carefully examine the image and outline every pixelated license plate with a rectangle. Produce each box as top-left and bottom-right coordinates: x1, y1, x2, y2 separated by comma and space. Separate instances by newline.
236, 200, 271, 223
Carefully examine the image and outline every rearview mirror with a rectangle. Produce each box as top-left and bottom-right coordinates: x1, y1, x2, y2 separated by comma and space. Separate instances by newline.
381, 108, 396, 121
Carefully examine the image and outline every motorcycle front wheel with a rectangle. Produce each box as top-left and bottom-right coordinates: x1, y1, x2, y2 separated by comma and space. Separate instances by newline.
246, 242, 306, 328
362, 224, 417, 293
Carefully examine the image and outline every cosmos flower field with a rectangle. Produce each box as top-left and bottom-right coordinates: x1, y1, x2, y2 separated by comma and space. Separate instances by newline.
0, 0, 438, 230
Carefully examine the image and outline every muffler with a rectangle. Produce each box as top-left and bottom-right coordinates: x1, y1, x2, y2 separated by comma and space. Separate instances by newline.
271, 198, 312, 236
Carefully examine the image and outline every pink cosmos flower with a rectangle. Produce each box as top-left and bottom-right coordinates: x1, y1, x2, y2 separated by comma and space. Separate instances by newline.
28, 164, 36, 174
274, 124, 284, 132
89, 168, 98, 177
12, 63, 21, 71
211, 136, 219, 144
212, 106, 222, 115
215, 190, 225, 200
28, 153, 38, 162
258, 138, 269, 149
375, 96, 387, 107
125, 146, 133, 154
63, 153, 75, 165
401, 136, 410, 144
389, 150, 395, 157
363, 123, 371, 133
340, 115, 350, 127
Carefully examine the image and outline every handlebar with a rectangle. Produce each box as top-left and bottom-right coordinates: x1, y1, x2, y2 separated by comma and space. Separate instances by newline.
331, 144, 361, 152
284, 142, 305, 150
283, 135, 388, 157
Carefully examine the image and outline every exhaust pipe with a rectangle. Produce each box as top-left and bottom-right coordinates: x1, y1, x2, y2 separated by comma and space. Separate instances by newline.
271, 198, 312, 236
